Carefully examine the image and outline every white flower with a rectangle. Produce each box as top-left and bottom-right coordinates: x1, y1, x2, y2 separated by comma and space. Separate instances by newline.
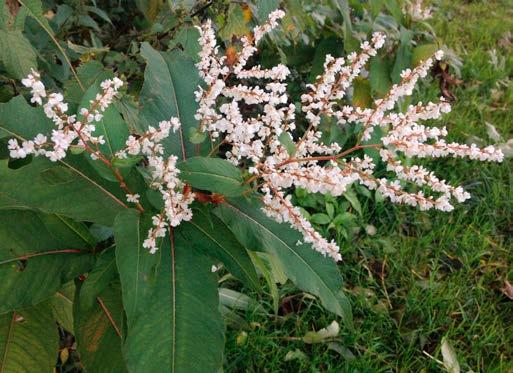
126, 193, 140, 203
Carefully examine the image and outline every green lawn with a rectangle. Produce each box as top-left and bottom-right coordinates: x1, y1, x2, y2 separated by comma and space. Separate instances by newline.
224, 1, 513, 371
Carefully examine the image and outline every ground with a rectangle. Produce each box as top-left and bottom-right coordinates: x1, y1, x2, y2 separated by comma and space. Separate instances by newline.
224, 0, 513, 371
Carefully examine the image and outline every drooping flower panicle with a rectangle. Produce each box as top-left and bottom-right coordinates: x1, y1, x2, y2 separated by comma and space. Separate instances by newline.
194, 9, 503, 261
9, 10, 504, 260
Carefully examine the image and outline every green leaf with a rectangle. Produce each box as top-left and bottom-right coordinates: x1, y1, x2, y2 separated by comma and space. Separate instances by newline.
140, 43, 206, 159
78, 248, 118, 311
64, 61, 112, 104
0, 96, 53, 138
0, 209, 94, 313
0, 30, 37, 79
248, 251, 280, 313
383, 0, 403, 24
256, 0, 279, 22
0, 302, 59, 373
169, 26, 201, 61
412, 43, 438, 67
177, 157, 249, 197
50, 282, 75, 333
370, 55, 392, 97
0, 157, 126, 225
310, 213, 331, 225
216, 198, 353, 328
114, 210, 160, 326
17, 0, 52, 32
112, 155, 142, 169
181, 210, 259, 290
74, 279, 127, 372
0, 96, 127, 224
343, 190, 363, 217
119, 227, 225, 372
278, 132, 297, 156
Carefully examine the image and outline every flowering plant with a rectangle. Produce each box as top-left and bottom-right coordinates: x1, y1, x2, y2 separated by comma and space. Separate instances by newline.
0, 6, 503, 372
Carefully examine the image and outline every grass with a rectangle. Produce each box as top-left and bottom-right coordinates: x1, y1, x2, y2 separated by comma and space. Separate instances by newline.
224, 0, 513, 371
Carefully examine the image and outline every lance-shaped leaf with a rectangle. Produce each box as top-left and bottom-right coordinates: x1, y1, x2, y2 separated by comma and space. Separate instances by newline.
177, 157, 249, 197
114, 209, 160, 325
0, 209, 95, 313
116, 214, 225, 372
0, 302, 59, 373
181, 210, 259, 290
74, 279, 127, 372
0, 95, 54, 139
216, 198, 353, 328
0, 30, 37, 79
0, 96, 128, 224
139, 43, 208, 159
0, 157, 126, 225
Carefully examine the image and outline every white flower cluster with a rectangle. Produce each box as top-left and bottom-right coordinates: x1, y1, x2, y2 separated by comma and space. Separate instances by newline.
9, 69, 122, 162
195, 10, 504, 261
11, 70, 193, 255
115, 118, 194, 254
405, 0, 432, 21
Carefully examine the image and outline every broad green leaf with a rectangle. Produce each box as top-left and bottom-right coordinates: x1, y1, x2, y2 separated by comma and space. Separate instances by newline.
0, 157, 126, 225
0, 302, 59, 373
216, 198, 353, 328
78, 82, 130, 181
181, 210, 259, 290
119, 227, 225, 372
74, 279, 127, 372
370, 55, 392, 97
140, 43, 205, 159
0, 96, 127, 224
412, 43, 438, 67
169, 26, 201, 61
114, 209, 160, 325
0, 209, 94, 313
0, 95, 53, 139
177, 157, 249, 197
0, 30, 37, 79
17, 0, 52, 32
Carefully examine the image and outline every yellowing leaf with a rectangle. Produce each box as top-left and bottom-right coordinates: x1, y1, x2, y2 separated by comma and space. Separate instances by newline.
441, 337, 461, 373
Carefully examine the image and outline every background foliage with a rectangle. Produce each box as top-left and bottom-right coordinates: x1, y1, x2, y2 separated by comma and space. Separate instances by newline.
0, 0, 511, 371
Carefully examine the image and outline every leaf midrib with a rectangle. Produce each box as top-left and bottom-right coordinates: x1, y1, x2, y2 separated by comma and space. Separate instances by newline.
0, 125, 127, 210
188, 220, 257, 288
223, 202, 340, 310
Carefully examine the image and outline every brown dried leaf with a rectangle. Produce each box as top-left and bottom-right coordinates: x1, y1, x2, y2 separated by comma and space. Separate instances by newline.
501, 280, 513, 301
